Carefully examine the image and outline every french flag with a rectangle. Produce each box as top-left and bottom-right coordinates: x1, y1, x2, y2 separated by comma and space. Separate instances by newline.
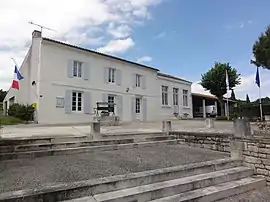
11, 65, 24, 90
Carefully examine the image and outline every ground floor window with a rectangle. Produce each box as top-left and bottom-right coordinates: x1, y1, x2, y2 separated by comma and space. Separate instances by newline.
108, 95, 115, 113
72, 91, 82, 112
136, 98, 141, 114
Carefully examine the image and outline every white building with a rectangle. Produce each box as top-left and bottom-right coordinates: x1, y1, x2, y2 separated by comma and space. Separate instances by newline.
4, 30, 193, 124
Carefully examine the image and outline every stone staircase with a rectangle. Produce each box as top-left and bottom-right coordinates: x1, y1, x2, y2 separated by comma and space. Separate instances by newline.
0, 132, 179, 160
61, 158, 265, 202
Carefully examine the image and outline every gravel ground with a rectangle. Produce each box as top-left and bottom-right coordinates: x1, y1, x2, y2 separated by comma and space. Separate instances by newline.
0, 144, 228, 192
218, 187, 270, 202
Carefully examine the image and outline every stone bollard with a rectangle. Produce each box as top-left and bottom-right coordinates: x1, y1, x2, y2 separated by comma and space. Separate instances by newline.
91, 122, 101, 140
162, 120, 172, 135
205, 118, 214, 129
230, 118, 251, 159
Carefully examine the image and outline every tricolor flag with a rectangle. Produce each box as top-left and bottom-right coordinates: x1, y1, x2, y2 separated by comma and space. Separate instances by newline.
11, 65, 24, 90
255, 66, 260, 88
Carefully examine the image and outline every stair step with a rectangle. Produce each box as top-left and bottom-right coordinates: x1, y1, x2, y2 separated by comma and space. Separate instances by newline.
150, 177, 266, 202
0, 138, 135, 153
0, 139, 182, 161
92, 167, 253, 202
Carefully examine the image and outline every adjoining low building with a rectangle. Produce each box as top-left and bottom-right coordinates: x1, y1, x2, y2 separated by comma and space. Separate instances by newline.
192, 92, 237, 118
3, 30, 193, 124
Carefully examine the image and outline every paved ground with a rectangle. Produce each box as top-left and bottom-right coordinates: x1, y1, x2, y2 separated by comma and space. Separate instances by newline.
0, 144, 228, 193
1, 120, 258, 138
219, 187, 270, 202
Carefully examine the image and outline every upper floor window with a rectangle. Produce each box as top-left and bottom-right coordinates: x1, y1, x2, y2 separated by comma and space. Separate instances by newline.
136, 74, 141, 87
162, 85, 168, 105
72, 91, 83, 112
173, 88, 179, 106
183, 89, 188, 107
73, 61, 82, 77
108, 68, 116, 83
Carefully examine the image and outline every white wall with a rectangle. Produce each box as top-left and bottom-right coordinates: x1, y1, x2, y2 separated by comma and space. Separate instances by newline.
158, 75, 193, 119
38, 40, 160, 124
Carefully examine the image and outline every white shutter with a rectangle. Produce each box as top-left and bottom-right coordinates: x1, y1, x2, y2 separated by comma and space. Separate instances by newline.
116, 95, 123, 119
104, 67, 109, 83
67, 60, 73, 78
131, 97, 135, 121
142, 97, 147, 121
142, 75, 146, 89
132, 73, 136, 88
65, 90, 72, 114
83, 62, 90, 80
83, 91, 92, 114
116, 69, 122, 86
102, 93, 108, 102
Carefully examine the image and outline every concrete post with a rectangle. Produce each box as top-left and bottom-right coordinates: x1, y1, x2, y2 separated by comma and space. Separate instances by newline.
205, 118, 214, 129
91, 122, 101, 140
162, 120, 172, 135
202, 99, 206, 118
230, 118, 251, 159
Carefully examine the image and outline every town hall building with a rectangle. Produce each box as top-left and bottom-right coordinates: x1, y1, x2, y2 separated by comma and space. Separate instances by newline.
3, 30, 193, 124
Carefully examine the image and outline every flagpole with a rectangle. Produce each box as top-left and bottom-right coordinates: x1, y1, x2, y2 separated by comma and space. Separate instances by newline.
227, 92, 229, 120
258, 67, 263, 120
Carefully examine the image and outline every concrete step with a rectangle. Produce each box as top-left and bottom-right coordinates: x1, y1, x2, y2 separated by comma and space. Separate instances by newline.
150, 177, 266, 202
0, 135, 176, 153
0, 138, 135, 153
0, 158, 241, 201
91, 167, 253, 202
0, 139, 182, 161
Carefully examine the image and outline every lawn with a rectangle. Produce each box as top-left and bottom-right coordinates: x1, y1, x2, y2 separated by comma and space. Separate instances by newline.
0, 116, 23, 126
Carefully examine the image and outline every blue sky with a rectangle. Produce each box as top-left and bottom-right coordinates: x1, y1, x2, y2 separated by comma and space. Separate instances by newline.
1, 0, 270, 100
131, 0, 270, 79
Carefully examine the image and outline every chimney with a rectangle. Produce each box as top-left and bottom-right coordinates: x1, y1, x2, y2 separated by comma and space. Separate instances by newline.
32, 30, 41, 38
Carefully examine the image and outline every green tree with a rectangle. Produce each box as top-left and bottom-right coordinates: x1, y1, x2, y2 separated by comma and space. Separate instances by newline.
252, 26, 270, 69
246, 94, 251, 103
201, 62, 241, 116
0, 89, 7, 102
230, 89, 236, 100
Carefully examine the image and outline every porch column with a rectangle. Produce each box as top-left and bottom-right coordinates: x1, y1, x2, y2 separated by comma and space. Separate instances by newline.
202, 99, 206, 118
215, 101, 217, 116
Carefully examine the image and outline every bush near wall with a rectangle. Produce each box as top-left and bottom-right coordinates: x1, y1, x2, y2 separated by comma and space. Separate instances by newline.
8, 104, 35, 122
0, 116, 23, 126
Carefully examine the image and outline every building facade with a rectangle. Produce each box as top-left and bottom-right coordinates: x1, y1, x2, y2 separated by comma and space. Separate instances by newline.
4, 31, 193, 124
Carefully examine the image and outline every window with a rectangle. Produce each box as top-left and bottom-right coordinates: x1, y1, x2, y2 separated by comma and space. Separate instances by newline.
162, 85, 168, 105
73, 61, 82, 77
136, 74, 141, 87
108, 68, 116, 83
183, 89, 188, 107
108, 95, 115, 112
72, 92, 82, 112
173, 88, 179, 106
136, 98, 141, 114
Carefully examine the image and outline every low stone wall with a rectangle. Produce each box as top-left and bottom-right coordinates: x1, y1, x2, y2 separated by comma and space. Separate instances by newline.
239, 137, 270, 185
170, 131, 232, 153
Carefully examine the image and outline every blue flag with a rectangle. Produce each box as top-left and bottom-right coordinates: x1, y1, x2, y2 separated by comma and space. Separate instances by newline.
255, 67, 260, 88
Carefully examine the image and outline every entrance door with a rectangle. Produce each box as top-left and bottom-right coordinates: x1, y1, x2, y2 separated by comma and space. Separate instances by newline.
135, 97, 142, 120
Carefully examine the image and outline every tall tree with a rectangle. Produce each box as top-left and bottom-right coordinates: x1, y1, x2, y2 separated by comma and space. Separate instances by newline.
230, 89, 236, 100
246, 94, 251, 103
252, 26, 270, 69
201, 62, 241, 116
0, 89, 7, 102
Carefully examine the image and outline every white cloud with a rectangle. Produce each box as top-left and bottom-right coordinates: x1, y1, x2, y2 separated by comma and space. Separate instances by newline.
191, 69, 270, 101
108, 23, 132, 38
0, 0, 163, 90
137, 56, 152, 63
97, 38, 135, 54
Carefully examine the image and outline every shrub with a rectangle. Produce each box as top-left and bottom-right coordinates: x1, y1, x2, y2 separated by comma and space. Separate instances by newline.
8, 104, 35, 122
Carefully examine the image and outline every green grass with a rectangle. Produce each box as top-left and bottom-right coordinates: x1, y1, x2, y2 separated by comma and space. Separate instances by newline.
0, 116, 23, 126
